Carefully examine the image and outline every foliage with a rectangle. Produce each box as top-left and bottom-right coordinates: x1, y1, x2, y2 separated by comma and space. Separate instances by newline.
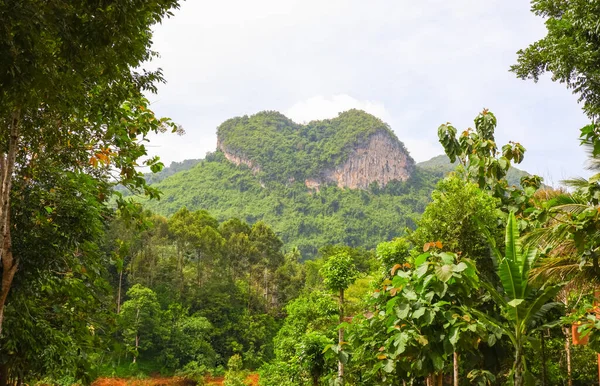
224, 355, 249, 386
511, 0, 600, 122
347, 249, 485, 384
119, 285, 163, 361
375, 238, 411, 274
259, 292, 338, 385
142, 151, 437, 258
320, 253, 360, 292
0, 0, 182, 382
474, 213, 565, 386
417, 154, 532, 188
217, 110, 413, 183
437, 109, 542, 218
411, 176, 502, 281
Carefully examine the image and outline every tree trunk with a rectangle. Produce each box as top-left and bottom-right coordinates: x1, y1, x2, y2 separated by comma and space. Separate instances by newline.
564, 326, 572, 386
0, 110, 20, 337
436, 372, 443, 386
116, 269, 123, 314
0, 363, 9, 386
0, 224, 16, 337
338, 288, 344, 385
453, 352, 458, 386
514, 347, 523, 386
133, 334, 139, 363
540, 331, 547, 386
264, 266, 269, 311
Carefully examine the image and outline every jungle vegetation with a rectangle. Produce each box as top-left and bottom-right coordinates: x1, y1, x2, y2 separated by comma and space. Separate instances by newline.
4, 1, 600, 386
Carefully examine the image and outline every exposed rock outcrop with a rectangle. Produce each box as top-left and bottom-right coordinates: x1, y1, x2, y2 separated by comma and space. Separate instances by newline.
217, 138, 261, 174
305, 130, 415, 190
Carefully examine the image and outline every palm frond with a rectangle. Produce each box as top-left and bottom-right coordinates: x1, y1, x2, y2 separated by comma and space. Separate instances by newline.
561, 177, 591, 189
546, 194, 581, 208
530, 255, 580, 283
581, 140, 600, 172
552, 203, 589, 215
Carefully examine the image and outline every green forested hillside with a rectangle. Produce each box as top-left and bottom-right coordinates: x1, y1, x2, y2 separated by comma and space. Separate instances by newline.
144, 151, 436, 257
216, 109, 413, 182
143, 149, 536, 258
417, 154, 531, 186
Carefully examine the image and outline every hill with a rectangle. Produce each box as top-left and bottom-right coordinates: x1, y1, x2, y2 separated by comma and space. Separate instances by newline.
416, 154, 532, 187
216, 109, 415, 189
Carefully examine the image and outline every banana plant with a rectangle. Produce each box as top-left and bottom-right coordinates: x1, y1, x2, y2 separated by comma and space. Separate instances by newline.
470, 212, 564, 386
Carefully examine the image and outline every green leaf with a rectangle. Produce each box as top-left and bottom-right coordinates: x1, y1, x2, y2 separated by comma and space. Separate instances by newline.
414, 252, 429, 267
434, 264, 454, 282
508, 298, 524, 307
383, 359, 394, 373
412, 307, 426, 319
396, 303, 410, 319
452, 262, 468, 273
415, 262, 429, 278
449, 327, 460, 346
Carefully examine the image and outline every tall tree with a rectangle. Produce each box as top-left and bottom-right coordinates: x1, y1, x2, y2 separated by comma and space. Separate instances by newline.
511, 0, 600, 123
0, 0, 181, 336
319, 252, 359, 385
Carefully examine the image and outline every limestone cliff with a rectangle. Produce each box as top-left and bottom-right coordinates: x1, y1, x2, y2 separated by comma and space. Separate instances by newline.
216, 138, 262, 174
304, 130, 415, 190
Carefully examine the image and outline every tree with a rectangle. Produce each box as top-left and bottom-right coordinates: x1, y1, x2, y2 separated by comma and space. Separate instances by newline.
0, 0, 182, 337
348, 249, 485, 386
411, 176, 501, 282
511, 1, 600, 122
437, 110, 541, 219
224, 354, 249, 386
259, 291, 338, 386
375, 238, 411, 274
319, 252, 359, 385
472, 213, 565, 386
119, 284, 162, 363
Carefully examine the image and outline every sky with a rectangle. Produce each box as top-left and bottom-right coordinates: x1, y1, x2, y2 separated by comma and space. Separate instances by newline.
146, 0, 591, 186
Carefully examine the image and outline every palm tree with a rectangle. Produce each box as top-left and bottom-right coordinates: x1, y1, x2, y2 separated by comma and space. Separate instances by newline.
523, 138, 600, 386
525, 137, 600, 285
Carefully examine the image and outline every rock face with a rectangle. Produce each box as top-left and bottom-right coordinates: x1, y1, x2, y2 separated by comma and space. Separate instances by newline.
306, 130, 415, 190
217, 139, 262, 174
217, 128, 414, 191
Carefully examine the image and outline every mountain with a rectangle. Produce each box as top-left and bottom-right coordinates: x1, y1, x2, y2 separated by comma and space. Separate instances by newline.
142, 110, 536, 258
143, 110, 434, 257
216, 109, 415, 189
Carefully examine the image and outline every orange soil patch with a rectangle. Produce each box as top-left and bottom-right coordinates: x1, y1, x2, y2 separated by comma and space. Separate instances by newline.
92, 377, 194, 386
94, 374, 259, 386
205, 373, 259, 386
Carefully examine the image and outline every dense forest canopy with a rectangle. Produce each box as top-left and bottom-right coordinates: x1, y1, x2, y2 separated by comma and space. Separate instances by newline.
142, 151, 435, 258
6, 1, 600, 386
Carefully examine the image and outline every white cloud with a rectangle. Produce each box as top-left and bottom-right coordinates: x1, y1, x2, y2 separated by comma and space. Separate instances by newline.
402, 139, 444, 163
285, 95, 391, 124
